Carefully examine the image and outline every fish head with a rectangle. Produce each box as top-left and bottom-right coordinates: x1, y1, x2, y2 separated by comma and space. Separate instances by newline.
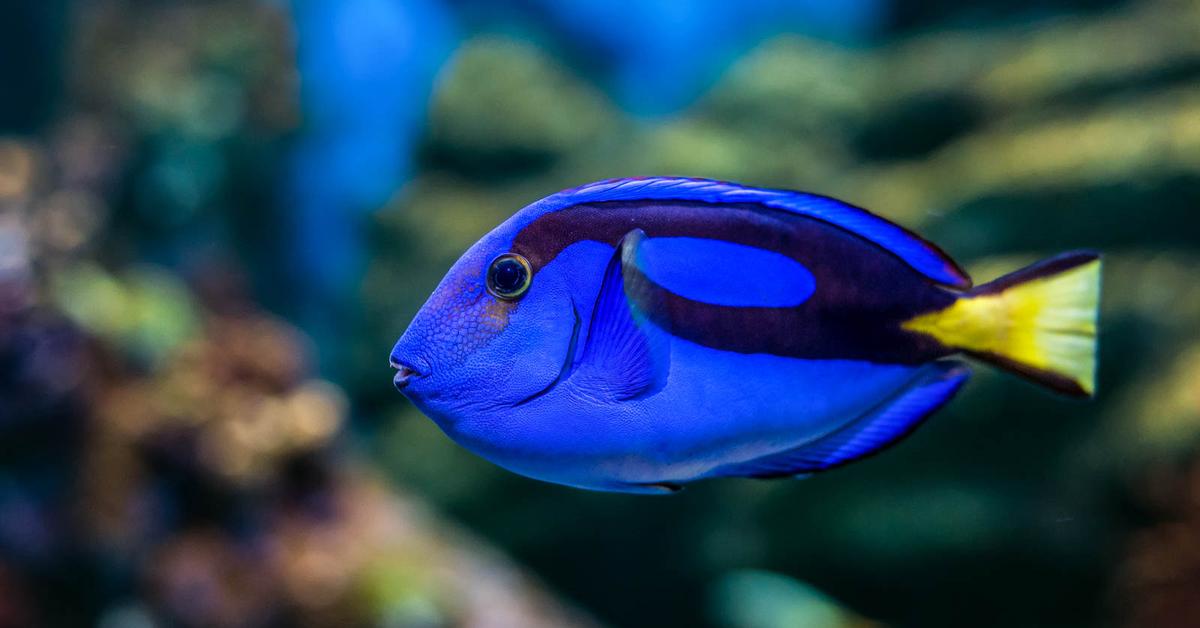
390, 227, 578, 424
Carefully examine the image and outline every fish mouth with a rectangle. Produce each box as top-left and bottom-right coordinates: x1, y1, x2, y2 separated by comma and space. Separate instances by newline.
390, 357, 426, 392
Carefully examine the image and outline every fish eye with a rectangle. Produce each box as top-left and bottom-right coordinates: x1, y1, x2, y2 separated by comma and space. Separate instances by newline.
486, 253, 532, 300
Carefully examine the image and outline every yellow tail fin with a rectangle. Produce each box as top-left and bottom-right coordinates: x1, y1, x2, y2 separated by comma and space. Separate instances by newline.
902, 252, 1101, 397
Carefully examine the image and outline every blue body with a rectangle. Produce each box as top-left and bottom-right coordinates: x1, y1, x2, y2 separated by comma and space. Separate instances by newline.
392, 178, 971, 493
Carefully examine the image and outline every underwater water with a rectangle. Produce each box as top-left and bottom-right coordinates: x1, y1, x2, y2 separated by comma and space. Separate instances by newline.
1, 0, 1199, 626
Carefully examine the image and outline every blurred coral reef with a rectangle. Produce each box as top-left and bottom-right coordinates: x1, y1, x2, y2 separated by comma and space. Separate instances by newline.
2, 0, 1200, 626
1120, 451, 1200, 628
0, 131, 597, 627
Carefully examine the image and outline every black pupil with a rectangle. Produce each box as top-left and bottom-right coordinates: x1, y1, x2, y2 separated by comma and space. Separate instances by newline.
492, 258, 526, 294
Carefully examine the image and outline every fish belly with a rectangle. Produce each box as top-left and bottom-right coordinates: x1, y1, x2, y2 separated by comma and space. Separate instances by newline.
469, 339, 926, 490
619, 342, 924, 483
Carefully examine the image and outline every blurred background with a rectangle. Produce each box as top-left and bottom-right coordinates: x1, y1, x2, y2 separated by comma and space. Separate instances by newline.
2, 0, 1199, 626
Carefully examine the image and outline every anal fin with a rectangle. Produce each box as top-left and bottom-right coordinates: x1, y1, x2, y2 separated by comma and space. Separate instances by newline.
714, 361, 971, 478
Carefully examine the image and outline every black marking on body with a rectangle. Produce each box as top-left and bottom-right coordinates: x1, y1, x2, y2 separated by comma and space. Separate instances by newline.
512, 200, 958, 364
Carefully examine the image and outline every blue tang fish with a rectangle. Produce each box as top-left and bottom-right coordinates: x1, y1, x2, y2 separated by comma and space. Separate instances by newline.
390, 178, 1101, 493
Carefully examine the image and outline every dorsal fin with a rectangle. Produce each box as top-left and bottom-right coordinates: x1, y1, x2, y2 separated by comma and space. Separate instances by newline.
540, 177, 971, 289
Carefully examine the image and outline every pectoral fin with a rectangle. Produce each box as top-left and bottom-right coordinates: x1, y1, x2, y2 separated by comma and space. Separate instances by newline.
571, 229, 670, 401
